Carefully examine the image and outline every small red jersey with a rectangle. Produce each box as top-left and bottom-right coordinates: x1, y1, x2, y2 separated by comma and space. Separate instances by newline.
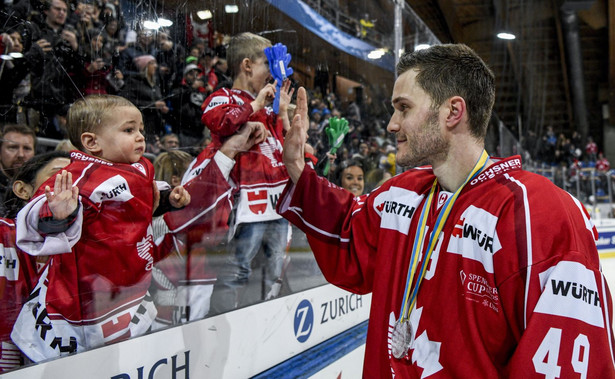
12, 151, 158, 362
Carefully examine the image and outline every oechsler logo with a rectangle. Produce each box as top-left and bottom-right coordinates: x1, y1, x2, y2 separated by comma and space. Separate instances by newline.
294, 299, 314, 343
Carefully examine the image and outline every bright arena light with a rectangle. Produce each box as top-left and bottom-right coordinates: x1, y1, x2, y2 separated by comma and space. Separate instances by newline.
158, 18, 173, 27
368, 48, 386, 60
225, 5, 239, 13
497, 32, 516, 40
143, 21, 160, 30
197, 10, 213, 20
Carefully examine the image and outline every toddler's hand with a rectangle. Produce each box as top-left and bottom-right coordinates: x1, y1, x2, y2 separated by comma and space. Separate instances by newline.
170, 186, 191, 208
45, 170, 79, 220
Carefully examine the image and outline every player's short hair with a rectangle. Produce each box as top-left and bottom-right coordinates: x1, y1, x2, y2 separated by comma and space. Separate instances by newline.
396, 44, 495, 139
226, 32, 271, 78
67, 95, 136, 151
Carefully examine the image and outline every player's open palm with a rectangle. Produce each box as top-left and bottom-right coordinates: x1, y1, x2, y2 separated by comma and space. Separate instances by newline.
45, 170, 79, 220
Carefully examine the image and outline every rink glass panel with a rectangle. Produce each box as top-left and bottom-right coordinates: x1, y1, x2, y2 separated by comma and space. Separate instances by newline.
0, 0, 467, 370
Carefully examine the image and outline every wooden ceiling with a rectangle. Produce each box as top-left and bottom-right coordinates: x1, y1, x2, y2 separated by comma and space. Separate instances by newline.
404, 0, 611, 149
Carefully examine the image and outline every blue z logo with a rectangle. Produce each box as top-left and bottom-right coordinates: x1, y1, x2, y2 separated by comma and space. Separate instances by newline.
294, 299, 314, 343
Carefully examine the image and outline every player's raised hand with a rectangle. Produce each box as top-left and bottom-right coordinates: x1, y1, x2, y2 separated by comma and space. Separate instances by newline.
283, 87, 309, 183
45, 170, 79, 220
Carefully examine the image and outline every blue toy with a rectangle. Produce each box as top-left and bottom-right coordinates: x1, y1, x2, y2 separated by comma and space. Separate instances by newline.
264, 43, 293, 114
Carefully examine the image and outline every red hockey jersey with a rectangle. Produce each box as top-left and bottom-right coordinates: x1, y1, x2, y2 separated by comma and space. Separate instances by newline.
12, 151, 158, 362
278, 155, 615, 378
150, 151, 236, 328
201, 88, 288, 225
0, 218, 41, 371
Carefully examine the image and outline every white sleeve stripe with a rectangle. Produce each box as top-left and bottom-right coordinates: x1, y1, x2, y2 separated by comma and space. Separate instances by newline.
504, 173, 533, 330
287, 206, 350, 243
72, 163, 94, 187
167, 189, 233, 234
0, 219, 14, 227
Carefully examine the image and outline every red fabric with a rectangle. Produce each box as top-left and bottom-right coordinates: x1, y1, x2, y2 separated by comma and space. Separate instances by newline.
278, 155, 615, 378
596, 158, 610, 172
12, 151, 158, 360
200, 88, 289, 224
0, 219, 41, 372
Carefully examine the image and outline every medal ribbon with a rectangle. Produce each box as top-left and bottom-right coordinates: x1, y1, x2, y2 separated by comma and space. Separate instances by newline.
399, 150, 490, 322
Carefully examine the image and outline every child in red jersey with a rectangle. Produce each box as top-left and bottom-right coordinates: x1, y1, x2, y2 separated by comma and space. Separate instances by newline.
200, 32, 294, 309
12, 95, 190, 362
0, 151, 72, 372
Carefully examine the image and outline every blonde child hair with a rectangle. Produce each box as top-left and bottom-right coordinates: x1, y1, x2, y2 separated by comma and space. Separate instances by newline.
153, 150, 193, 187
226, 32, 271, 78
67, 95, 136, 151
55, 139, 77, 152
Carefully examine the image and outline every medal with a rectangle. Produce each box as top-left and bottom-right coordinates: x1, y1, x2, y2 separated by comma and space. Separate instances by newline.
391, 319, 414, 359
392, 150, 490, 360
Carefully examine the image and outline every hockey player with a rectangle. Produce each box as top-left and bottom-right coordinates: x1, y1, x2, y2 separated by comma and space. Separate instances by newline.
11, 95, 190, 362
279, 45, 615, 377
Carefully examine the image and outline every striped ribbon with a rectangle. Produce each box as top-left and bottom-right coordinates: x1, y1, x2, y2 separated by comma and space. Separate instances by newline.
399, 150, 490, 322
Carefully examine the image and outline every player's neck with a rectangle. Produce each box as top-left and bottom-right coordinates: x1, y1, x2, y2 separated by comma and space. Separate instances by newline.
432, 142, 490, 192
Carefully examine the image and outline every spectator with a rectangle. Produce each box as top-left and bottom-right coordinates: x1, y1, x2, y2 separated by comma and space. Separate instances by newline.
335, 159, 365, 197
11, 94, 190, 361
117, 28, 156, 77
82, 28, 124, 95
200, 32, 294, 310
153, 149, 192, 188
585, 135, 598, 162
596, 152, 610, 173
213, 57, 232, 90
0, 150, 71, 372
70, 0, 101, 50
26, 0, 83, 139
119, 54, 169, 143
100, 16, 126, 61
168, 63, 206, 148
0, 28, 51, 125
198, 49, 218, 95
155, 30, 183, 96
158, 133, 180, 152
0, 124, 36, 199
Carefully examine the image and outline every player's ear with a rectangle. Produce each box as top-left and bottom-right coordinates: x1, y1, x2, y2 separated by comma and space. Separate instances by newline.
12, 180, 33, 201
81, 132, 100, 153
445, 96, 466, 128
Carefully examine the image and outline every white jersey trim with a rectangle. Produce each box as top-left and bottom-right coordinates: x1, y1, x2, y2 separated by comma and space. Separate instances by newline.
504, 172, 533, 329
287, 206, 350, 243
